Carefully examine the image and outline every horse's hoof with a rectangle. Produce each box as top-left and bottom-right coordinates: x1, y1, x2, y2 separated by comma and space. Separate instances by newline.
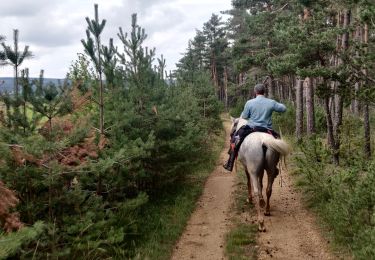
258, 226, 266, 232
264, 212, 271, 216
259, 198, 266, 208
258, 219, 266, 232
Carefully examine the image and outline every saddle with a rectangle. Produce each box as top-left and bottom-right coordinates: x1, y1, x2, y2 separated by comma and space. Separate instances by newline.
250, 126, 280, 139
229, 125, 280, 155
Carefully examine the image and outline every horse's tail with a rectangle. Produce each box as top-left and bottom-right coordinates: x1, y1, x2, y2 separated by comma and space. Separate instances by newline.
262, 138, 291, 157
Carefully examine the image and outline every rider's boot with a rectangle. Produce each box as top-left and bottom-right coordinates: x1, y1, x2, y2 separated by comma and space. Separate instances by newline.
223, 143, 236, 172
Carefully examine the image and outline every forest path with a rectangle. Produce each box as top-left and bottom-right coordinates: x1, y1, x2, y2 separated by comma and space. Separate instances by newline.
251, 167, 338, 259
171, 115, 338, 260
171, 116, 235, 260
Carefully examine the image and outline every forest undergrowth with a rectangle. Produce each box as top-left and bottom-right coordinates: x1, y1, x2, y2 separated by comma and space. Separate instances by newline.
133, 125, 225, 259
274, 106, 375, 259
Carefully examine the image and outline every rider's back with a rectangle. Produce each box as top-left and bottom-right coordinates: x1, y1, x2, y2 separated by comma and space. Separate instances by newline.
241, 95, 286, 129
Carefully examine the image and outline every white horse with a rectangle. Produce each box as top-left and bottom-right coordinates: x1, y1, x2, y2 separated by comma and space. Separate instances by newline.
231, 117, 290, 231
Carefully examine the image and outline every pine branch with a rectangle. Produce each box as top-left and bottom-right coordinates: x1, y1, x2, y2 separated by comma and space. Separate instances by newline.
271, 3, 289, 14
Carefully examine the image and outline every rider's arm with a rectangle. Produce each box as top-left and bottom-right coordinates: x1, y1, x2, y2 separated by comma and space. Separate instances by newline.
240, 101, 251, 119
273, 101, 286, 113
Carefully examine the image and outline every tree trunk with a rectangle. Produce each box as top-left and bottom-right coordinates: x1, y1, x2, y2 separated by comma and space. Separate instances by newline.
211, 51, 219, 99
305, 77, 315, 135
288, 75, 294, 103
352, 82, 360, 115
94, 4, 104, 135
324, 94, 336, 163
296, 79, 304, 141
331, 11, 341, 133
15, 65, 18, 98
303, 6, 315, 135
364, 104, 371, 158
333, 9, 351, 165
363, 23, 371, 158
224, 66, 228, 111
352, 23, 362, 115
268, 75, 275, 99
14, 29, 19, 98
203, 101, 206, 118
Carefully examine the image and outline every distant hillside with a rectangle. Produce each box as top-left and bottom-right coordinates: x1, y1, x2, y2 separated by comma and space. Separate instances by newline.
0, 77, 65, 93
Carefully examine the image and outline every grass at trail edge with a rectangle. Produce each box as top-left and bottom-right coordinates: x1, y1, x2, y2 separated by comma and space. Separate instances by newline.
133, 126, 225, 259
225, 170, 258, 260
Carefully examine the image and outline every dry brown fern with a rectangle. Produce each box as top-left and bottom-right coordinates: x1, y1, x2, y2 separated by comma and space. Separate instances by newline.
0, 181, 23, 232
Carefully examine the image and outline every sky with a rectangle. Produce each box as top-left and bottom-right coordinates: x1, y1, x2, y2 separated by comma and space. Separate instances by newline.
0, 0, 232, 78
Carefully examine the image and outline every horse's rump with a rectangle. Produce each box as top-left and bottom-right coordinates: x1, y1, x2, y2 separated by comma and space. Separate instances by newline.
240, 132, 290, 154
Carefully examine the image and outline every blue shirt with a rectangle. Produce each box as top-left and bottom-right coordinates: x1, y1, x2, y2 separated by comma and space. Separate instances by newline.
241, 95, 286, 129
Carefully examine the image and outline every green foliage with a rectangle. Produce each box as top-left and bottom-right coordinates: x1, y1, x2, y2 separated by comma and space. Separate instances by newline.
229, 98, 246, 118
81, 4, 106, 73
30, 79, 73, 139
1, 29, 32, 96
295, 133, 375, 258
224, 1, 375, 258
273, 102, 296, 136
0, 5, 223, 259
176, 13, 229, 104
294, 137, 332, 203
338, 114, 368, 165
0, 221, 44, 259
67, 53, 96, 92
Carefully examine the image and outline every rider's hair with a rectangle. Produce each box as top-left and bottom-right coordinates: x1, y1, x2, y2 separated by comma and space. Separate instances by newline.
254, 84, 265, 95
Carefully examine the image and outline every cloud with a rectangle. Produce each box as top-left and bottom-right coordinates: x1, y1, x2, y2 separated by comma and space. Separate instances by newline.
21, 18, 81, 47
0, 0, 54, 17
0, 0, 232, 78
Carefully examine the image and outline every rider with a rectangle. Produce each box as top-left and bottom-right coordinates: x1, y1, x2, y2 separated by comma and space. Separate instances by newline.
223, 83, 286, 172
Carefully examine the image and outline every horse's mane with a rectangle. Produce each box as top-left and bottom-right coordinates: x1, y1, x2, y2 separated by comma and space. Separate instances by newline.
235, 118, 247, 131
231, 117, 247, 132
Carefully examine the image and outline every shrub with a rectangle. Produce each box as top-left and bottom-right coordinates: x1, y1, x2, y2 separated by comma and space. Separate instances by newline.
294, 136, 375, 259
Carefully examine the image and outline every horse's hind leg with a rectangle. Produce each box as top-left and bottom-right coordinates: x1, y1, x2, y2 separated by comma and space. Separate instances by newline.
245, 169, 252, 203
258, 170, 265, 208
249, 170, 266, 232
265, 167, 278, 216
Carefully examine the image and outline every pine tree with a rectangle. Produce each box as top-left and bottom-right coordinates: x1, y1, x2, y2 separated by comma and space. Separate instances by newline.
157, 54, 166, 80
0, 35, 5, 66
81, 4, 106, 134
203, 14, 228, 100
176, 42, 199, 83
1, 30, 32, 98
191, 30, 207, 70
30, 80, 73, 139
102, 38, 118, 88
19, 68, 36, 134
296, 79, 304, 141
117, 13, 156, 111
0, 222, 44, 259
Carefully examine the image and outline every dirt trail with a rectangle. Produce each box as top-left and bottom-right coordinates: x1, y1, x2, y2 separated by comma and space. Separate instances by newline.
171, 117, 235, 260
171, 115, 337, 260
255, 171, 338, 259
